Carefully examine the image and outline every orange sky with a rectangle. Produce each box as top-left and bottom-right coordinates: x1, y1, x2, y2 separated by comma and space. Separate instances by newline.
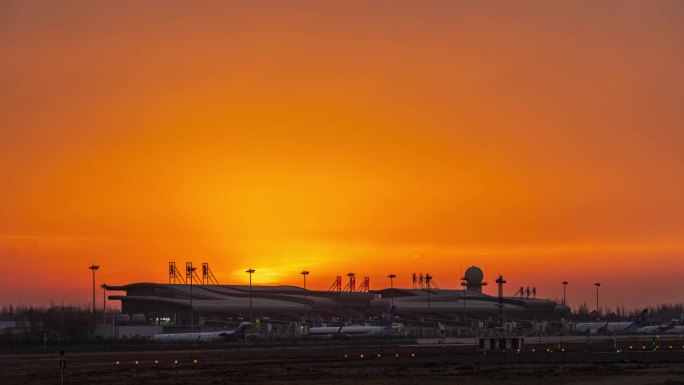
1, 1, 683, 310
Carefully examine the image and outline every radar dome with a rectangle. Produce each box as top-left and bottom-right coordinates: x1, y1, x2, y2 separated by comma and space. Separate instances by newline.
464, 266, 484, 284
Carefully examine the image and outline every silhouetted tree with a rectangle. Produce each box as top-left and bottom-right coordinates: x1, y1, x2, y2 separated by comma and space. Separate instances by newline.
577, 302, 589, 316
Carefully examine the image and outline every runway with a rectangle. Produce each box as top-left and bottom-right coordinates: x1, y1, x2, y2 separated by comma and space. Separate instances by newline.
3, 340, 684, 385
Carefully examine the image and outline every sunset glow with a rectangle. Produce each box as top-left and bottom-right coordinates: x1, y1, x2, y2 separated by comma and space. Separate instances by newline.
1, 1, 683, 310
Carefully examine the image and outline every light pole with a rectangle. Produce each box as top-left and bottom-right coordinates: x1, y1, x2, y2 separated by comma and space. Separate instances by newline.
461, 273, 467, 322
100, 284, 107, 325
246, 269, 255, 323
88, 265, 99, 314
346, 272, 355, 323
495, 275, 506, 326
426, 273, 432, 321
187, 266, 196, 332
560, 281, 569, 342
300, 270, 309, 291
594, 282, 601, 318
300, 270, 309, 320
387, 274, 396, 307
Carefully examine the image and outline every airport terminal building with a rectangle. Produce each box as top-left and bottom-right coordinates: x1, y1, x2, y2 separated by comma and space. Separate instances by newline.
104, 267, 567, 332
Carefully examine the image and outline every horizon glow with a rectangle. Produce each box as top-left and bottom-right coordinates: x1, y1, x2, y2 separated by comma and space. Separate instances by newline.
1, 1, 683, 311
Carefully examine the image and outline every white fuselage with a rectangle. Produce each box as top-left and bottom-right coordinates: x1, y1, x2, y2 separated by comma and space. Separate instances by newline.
149, 332, 227, 343
307, 325, 388, 338
635, 325, 661, 334
149, 322, 251, 343
575, 322, 635, 334
652, 325, 684, 334
635, 322, 679, 334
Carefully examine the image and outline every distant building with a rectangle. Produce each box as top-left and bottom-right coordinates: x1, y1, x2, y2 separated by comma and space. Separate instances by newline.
105, 268, 565, 329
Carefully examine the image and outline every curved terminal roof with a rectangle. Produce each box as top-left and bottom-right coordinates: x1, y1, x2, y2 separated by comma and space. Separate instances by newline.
105, 282, 563, 319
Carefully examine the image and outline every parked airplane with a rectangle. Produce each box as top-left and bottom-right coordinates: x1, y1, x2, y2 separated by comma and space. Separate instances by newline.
575, 309, 648, 335
307, 307, 396, 338
670, 324, 684, 335
149, 322, 251, 343
638, 319, 678, 334
639, 319, 684, 335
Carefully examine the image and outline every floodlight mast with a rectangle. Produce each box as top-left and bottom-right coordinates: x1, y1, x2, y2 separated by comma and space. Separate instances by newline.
387, 274, 396, 307
88, 265, 100, 314
300, 270, 310, 319
426, 273, 432, 320
100, 283, 107, 324
187, 265, 197, 332
594, 282, 601, 318
246, 269, 255, 323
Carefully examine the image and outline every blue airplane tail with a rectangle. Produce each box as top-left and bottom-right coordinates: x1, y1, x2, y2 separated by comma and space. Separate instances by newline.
632, 309, 648, 328
234, 322, 252, 336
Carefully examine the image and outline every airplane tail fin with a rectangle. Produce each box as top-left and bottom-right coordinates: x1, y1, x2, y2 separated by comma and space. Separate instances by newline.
234, 322, 252, 336
634, 309, 648, 327
624, 309, 649, 330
